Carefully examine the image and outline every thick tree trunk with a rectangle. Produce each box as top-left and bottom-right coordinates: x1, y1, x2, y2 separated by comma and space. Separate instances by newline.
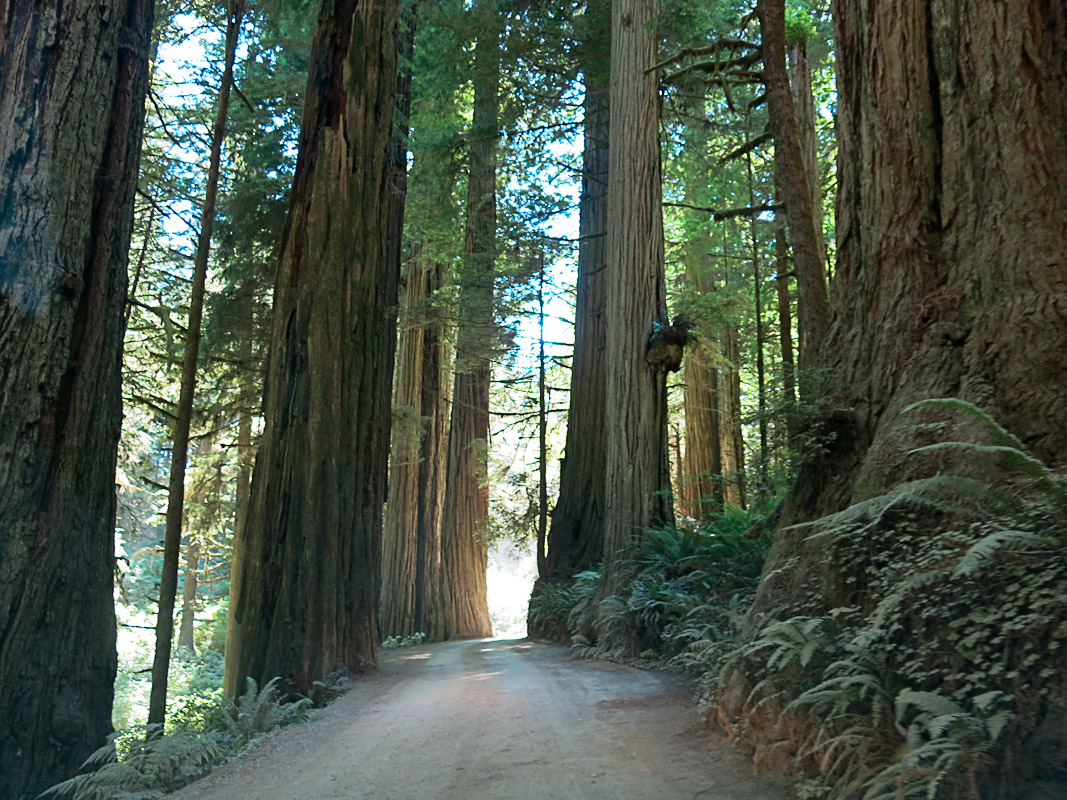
150, 0, 244, 725
756, 0, 1067, 611
679, 109, 724, 519
542, 4, 609, 582
225, 0, 401, 697
756, 0, 829, 378
683, 341, 725, 517
380, 249, 448, 640
599, 0, 673, 610
437, 0, 497, 640
0, 0, 152, 795
379, 0, 431, 642
674, 87, 722, 519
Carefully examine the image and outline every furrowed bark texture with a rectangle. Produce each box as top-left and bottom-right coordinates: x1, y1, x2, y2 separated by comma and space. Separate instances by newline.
543, 9, 609, 582
437, 0, 497, 640
679, 108, 724, 518
787, 37, 825, 268
757, 0, 829, 375
380, 251, 448, 640
682, 341, 724, 517
380, 1, 434, 641
600, 0, 673, 604
756, 0, 1067, 611
0, 0, 152, 795
226, 0, 401, 697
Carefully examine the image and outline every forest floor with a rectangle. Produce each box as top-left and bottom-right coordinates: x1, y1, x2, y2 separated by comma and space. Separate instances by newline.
170, 638, 793, 800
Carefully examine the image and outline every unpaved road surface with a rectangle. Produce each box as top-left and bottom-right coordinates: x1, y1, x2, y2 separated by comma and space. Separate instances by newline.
172, 639, 791, 800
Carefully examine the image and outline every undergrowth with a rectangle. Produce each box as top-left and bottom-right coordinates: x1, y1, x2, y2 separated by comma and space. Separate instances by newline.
716, 399, 1067, 799
41, 678, 310, 800
528, 504, 773, 669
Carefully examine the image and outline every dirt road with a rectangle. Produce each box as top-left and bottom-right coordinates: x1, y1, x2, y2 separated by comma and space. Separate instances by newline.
172, 639, 791, 800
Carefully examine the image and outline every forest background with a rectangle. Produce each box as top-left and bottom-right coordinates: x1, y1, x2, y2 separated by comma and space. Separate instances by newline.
3, 0, 1065, 797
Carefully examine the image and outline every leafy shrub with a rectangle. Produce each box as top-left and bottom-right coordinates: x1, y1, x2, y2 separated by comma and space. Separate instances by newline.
380, 632, 428, 648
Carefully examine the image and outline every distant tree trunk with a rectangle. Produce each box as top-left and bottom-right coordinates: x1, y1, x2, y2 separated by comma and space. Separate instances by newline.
225, 0, 401, 697
149, 0, 243, 726
756, 0, 829, 378
679, 102, 724, 519
178, 540, 200, 653
747, 153, 769, 496
0, 0, 152, 795
683, 340, 725, 516
223, 381, 255, 668
774, 220, 797, 440
787, 36, 825, 268
599, 0, 672, 610
719, 326, 746, 507
542, 0, 609, 583
438, 0, 498, 640
381, 247, 448, 640
379, 0, 428, 642
756, 0, 1067, 610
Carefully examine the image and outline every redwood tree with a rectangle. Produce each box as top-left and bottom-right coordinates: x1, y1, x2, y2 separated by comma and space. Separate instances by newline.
756, 0, 1067, 607
437, 0, 498, 640
225, 0, 401, 697
541, 0, 610, 584
598, 0, 673, 609
0, 0, 152, 794
756, 0, 829, 377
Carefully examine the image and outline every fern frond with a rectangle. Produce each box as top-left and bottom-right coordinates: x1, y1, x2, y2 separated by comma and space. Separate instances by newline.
953, 528, 1057, 577
904, 398, 1027, 451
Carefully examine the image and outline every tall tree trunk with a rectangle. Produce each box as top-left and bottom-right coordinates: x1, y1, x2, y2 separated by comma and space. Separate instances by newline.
756, 0, 1067, 609
0, 0, 152, 794
178, 540, 200, 653
787, 36, 825, 268
541, 0, 609, 583
437, 0, 498, 640
149, 0, 244, 726
719, 326, 746, 507
683, 340, 725, 516
378, 0, 428, 642
536, 258, 549, 580
530, 6, 610, 634
380, 247, 448, 640
756, 0, 829, 379
599, 0, 672, 612
774, 220, 797, 441
678, 89, 724, 519
225, 0, 402, 697
747, 153, 769, 496
223, 375, 255, 669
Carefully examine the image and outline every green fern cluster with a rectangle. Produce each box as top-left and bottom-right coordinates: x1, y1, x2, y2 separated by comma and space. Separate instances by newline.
529, 507, 772, 666
41, 678, 311, 800
720, 400, 1067, 799
527, 569, 601, 642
